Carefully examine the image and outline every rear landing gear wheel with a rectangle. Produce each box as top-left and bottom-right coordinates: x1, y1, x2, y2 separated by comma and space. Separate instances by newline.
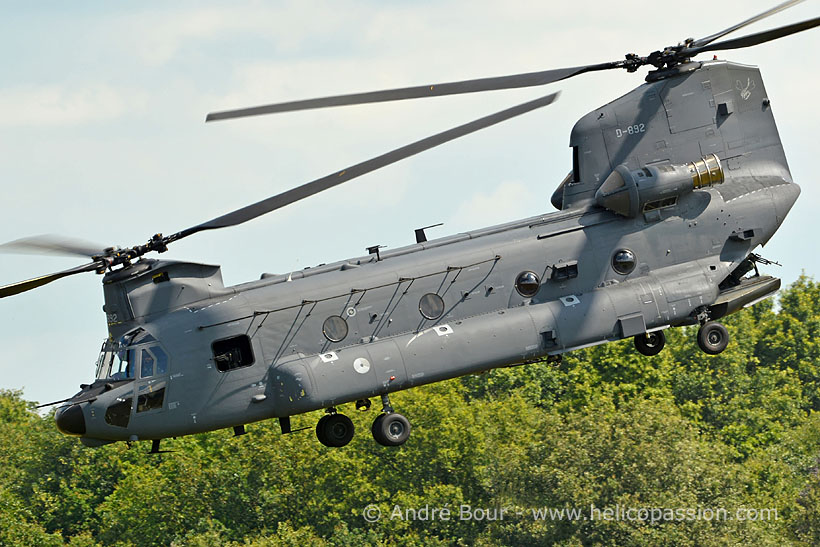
697, 321, 729, 355
316, 414, 330, 445
634, 331, 666, 356
316, 413, 354, 447
371, 413, 386, 438
372, 413, 411, 446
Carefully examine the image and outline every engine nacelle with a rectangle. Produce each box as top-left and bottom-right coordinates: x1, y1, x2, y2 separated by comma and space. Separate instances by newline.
595, 154, 724, 217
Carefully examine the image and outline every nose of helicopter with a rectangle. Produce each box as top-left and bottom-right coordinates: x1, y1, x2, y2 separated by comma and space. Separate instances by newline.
55, 404, 86, 436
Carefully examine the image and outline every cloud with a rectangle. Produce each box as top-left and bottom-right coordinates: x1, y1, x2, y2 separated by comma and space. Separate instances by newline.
0, 84, 146, 127
127, 3, 373, 66
446, 180, 536, 233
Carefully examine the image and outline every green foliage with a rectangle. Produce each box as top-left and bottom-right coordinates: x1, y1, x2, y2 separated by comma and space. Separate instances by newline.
0, 277, 819, 545
756, 276, 820, 408
0, 485, 64, 547
480, 399, 779, 546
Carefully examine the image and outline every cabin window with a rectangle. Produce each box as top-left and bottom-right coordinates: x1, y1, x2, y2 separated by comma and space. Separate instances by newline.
515, 271, 540, 297
104, 395, 132, 427
419, 293, 445, 320
322, 316, 349, 343
212, 335, 255, 372
612, 249, 637, 275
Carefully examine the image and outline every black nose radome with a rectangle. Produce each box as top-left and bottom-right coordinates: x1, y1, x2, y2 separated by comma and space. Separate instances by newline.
56, 404, 86, 436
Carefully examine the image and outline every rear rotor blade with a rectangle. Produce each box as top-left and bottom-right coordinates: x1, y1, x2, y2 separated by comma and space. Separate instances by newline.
205, 64, 612, 121
691, 0, 805, 47
0, 234, 105, 259
689, 15, 820, 55
172, 92, 560, 239
0, 262, 101, 299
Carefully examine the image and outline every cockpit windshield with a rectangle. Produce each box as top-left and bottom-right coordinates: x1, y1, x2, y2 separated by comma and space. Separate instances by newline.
95, 328, 168, 381
94, 340, 118, 380
95, 339, 137, 380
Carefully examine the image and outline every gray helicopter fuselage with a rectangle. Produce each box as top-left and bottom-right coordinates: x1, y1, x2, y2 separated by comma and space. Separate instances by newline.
57, 60, 801, 445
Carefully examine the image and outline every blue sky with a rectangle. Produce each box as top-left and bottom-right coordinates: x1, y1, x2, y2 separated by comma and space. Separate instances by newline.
1, 0, 818, 406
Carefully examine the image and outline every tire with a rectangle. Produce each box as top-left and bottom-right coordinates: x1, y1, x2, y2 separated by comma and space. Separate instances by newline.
372, 413, 411, 446
318, 413, 354, 447
634, 331, 666, 356
697, 322, 730, 355
315, 414, 331, 446
371, 413, 386, 440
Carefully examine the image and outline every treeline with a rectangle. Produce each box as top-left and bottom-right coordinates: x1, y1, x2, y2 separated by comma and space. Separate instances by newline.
1, 276, 819, 546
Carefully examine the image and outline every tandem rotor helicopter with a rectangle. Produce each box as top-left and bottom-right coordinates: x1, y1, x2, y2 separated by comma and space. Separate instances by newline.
1, 2, 817, 450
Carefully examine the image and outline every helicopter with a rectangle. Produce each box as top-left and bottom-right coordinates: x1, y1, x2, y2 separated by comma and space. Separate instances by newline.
0, 1, 816, 450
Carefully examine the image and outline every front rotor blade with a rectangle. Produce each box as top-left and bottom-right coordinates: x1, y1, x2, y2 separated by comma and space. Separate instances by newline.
689, 15, 820, 55
0, 234, 105, 258
691, 0, 805, 47
171, 92, 559, 239
205, 63, 611, 121
0, 261, 101, 299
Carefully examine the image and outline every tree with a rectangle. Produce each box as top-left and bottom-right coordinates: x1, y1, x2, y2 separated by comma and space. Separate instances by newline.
0, 278, 818, 545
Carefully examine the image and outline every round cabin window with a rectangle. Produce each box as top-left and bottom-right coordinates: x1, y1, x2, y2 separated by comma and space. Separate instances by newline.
419, 293, 445, 320
515, 271, 540, 298
322, 315, 348, 343
612, 249, 636, 275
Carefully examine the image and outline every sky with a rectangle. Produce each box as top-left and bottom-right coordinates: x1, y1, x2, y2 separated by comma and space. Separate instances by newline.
1, 0, 818, 406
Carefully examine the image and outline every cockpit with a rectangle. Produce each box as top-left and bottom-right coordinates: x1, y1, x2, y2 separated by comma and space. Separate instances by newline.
95, 328, 169, 381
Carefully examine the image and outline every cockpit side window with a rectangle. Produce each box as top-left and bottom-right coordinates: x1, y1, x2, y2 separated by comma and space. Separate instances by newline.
152, 346, 168, 375
111, 349, 136, 380
138, 346, 170, 378
121, 329, 141, 346
140, 350, 154, 378
132, 331, 156, 344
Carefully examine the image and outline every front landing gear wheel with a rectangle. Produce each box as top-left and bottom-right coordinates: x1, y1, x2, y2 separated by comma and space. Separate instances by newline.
372, 413, 411, 446
634, 331, 666, 356
697, 321, 729, 355
316, 413, 354, 447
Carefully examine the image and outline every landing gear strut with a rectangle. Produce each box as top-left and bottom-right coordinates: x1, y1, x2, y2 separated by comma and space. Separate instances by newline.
634, 330, 666, 356
316, 408, 354, 447
697, 321, 730, 355
372, 394, 411, 447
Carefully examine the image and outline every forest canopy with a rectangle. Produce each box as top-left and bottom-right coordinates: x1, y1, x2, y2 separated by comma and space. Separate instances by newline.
1, 276, 819, 546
